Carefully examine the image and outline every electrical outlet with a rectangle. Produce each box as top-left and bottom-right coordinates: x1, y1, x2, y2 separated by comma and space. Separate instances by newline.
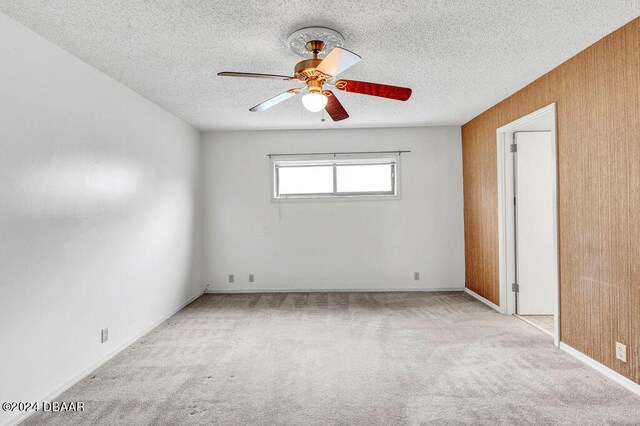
414, 272, 420, 280
249, 274, 254, 283
615, 342, 627, 363
101, 328, 109, 344
228, 274, 234, 283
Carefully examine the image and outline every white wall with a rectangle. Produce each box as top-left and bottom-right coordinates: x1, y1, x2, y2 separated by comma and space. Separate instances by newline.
0, 13, 202, 425
202, 126, 464, 292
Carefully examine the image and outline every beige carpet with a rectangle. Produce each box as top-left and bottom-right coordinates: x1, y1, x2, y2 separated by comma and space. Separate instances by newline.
23, 292, 640, 425
519, 315, 554, 334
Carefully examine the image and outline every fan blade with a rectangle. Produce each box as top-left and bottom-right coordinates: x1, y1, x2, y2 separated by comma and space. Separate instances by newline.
249, 88, 302, 112
218, 72, 295, 81
335, 80, 412, 101
323, 90, 349, 121
315, 47, 362, 78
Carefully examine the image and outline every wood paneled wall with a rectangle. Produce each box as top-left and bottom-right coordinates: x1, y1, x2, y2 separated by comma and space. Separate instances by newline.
462, 17, 639, 383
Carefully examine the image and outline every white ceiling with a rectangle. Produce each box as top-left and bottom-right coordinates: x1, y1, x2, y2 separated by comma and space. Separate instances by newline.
1, 1, 638, 131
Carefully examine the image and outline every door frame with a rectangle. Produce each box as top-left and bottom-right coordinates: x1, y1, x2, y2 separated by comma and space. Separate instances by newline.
496, 102, 560, 347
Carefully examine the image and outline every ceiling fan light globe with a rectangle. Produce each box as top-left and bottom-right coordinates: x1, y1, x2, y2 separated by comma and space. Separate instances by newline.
302, 93, 328, 112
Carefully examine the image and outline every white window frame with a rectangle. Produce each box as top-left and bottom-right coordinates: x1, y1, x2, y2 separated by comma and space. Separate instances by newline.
271, 154, 400, 200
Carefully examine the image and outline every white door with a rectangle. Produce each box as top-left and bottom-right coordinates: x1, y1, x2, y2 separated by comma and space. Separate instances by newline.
515, 131, 556, 315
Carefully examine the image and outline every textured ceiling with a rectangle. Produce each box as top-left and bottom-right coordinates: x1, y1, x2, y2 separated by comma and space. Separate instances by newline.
1, 1, 638, 131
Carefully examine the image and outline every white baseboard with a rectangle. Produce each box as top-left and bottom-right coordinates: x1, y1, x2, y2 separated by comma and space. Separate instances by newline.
464, 288, 503, 313
559, 342, 640, 397
205, 287, 465, 294
8, 290, 204, 426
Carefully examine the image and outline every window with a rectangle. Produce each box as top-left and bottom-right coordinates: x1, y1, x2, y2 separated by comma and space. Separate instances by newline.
272, 156, 398, 199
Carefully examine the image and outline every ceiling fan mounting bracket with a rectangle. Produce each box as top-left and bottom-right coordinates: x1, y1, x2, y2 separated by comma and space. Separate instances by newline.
305, 40, 325, 54
287, 26, 344, 58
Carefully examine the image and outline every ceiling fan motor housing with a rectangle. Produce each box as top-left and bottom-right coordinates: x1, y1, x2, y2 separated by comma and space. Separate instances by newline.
295, 40, 329, 91
294, 58, 322, 81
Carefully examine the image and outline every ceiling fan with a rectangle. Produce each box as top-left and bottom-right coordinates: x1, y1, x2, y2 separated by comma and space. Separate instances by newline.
218, 29, 412, 122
